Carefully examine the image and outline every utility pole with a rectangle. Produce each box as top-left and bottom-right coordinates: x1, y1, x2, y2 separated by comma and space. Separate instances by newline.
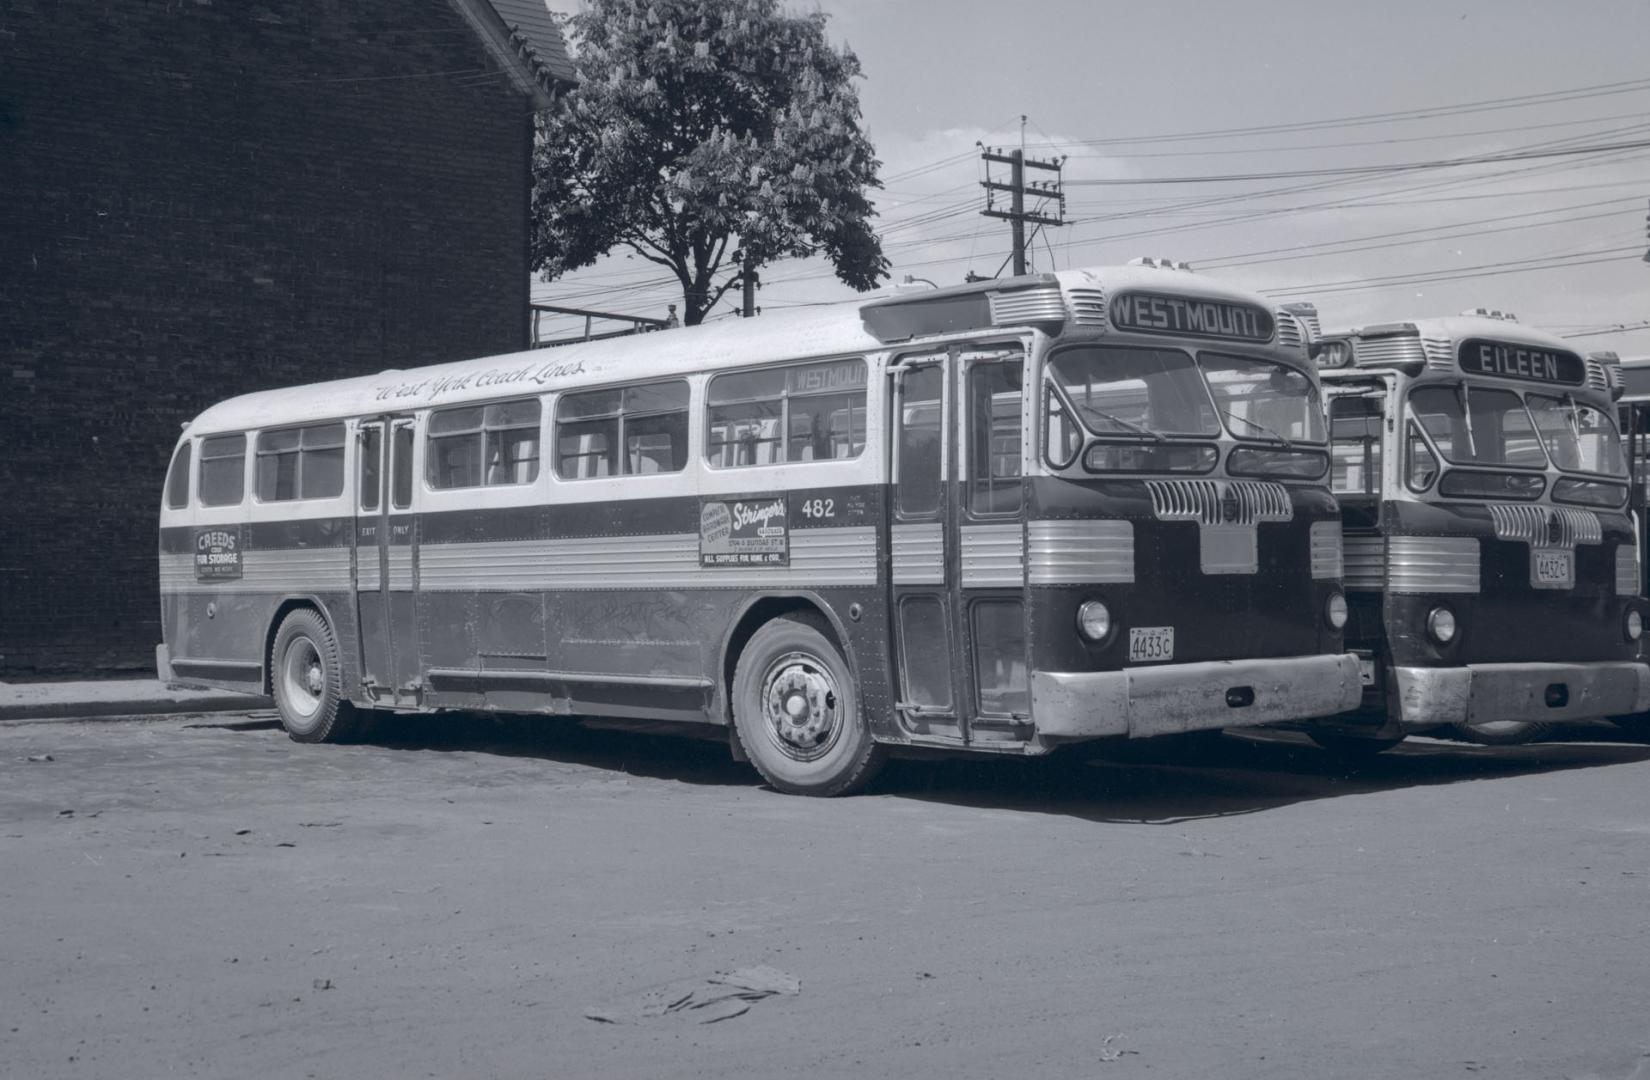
979, 116, 1067, 278
742, 252, 758, 317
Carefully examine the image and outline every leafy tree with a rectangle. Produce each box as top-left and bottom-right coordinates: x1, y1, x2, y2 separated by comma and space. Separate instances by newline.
531, 0, 888, 326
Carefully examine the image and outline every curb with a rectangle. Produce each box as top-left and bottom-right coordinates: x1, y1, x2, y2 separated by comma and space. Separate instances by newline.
0, 693, 272, 723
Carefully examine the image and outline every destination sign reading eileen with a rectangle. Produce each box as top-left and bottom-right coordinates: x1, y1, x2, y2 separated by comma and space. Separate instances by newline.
1109, 291, 1274, 343
1457, 338, 1584, 386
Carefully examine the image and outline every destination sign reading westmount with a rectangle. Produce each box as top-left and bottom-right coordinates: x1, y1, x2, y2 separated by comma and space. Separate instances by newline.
1108, 291, 1274, 343
1457, 338, 1585, 386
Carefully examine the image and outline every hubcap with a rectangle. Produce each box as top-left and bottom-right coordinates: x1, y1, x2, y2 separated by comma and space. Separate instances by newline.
281, 637, 325, 720
761, 652, 841, 761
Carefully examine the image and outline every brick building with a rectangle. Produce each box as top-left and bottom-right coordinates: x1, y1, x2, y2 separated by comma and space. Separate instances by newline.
0, 0, 574, 675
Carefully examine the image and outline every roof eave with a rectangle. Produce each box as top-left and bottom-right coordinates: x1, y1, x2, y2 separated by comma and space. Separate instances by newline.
448, 0, 563, 110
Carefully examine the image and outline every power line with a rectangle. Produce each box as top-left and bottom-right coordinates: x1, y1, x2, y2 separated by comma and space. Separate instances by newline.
1031, 76, 1650, 149
1062, 138, 1650, 186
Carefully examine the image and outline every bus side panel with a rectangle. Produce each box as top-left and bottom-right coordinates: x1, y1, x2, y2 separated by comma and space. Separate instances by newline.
406, 486, 893, 729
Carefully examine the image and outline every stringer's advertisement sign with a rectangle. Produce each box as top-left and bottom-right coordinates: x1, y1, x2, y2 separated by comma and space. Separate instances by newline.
700, 496, 789, 567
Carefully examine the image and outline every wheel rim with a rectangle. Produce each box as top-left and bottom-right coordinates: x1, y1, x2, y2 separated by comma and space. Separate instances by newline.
758, 650, 843, 762
281, 635, 326, 722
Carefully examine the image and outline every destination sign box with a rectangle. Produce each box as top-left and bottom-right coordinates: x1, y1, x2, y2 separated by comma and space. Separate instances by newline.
1109, 291, 1274, 343
1457, 338, 1584, 386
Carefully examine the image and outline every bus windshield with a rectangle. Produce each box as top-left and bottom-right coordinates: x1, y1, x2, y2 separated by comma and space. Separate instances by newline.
1524, 392, 1627, 476
1046, 346, 1218, 438
1408, 385, 1547, 468
1197, 353, 1326, 445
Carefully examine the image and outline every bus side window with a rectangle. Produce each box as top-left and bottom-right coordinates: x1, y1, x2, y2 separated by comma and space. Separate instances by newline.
198, 434, 247, 507
706, 359, 866, 468
428, 400, 540, 489
1329, 396, 1383, 498
255, 422, 346, 501
164, 441, 192, 509
556, 380, 688, 479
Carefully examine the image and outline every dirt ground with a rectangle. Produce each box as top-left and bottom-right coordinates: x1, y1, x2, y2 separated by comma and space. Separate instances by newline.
2, 712, 1648, 1080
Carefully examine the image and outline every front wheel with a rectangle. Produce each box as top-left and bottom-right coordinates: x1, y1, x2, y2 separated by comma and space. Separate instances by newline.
271, 608, 359, 744
731, 614, 884, 797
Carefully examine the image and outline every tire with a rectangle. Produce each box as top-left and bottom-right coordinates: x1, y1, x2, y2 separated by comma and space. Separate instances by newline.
1447, 720, 1554, 746
1308, 729, 1405, 758
730, 613, 884, 796
270, 608, 359, 744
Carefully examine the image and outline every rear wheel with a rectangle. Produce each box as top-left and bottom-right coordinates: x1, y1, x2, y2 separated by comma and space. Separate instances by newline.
1448, 720, 1554, 746
731, 614, 884, 796
271, 608, 359, 744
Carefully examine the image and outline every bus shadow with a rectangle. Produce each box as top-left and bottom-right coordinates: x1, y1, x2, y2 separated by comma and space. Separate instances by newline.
874, 729, 1650, 824
352, 712, 1650, 822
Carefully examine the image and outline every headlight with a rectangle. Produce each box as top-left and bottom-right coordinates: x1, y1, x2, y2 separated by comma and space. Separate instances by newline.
1426, 606, 1457, 645
1324, 592, 1348, 630
1077, 600, 1111, 642
1626, 609, 1643, 642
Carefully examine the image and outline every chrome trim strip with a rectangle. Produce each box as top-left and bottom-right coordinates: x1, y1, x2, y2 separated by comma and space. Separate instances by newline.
989, 285, 1066, 325
959, 522, 1025, 588
1387, 535, 1479, 594
891, 523, 945, 585
1617, 543, 1639, 596
1026, 519, 1133, 585
1309, 520, 1343, 580
1343, 535, 1385, 590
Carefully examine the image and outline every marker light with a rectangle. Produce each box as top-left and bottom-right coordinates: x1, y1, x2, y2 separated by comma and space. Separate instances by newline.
1077, 601, 1112, 642
1325, 592, 1348, 630
1426, 606, 1457, 646
1626, 609, 1642, 643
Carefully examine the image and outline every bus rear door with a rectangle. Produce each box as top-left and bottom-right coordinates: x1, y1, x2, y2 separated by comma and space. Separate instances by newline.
355, 416, 421, 705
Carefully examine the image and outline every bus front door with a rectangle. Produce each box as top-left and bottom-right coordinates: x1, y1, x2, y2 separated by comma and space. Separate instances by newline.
354, 416, 420, 706
888, 345, 1029, 746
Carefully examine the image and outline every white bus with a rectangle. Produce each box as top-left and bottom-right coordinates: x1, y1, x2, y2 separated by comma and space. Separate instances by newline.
1314, 312, 1649, 751
158, 260, 1362, 795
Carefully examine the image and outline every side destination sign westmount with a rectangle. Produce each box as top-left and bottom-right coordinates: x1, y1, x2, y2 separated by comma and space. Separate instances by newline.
1457, 338, 1585, 386
1109, 291, 1274, 343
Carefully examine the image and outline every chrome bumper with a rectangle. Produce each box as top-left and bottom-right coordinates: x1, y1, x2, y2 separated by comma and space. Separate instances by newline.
1393, 662, 1650, 730
1031, 653, 1363, 741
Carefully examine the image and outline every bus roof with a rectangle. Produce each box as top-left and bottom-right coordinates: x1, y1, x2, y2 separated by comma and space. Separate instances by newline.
183, 261, 1290, 436
1317, 312, 1619, 402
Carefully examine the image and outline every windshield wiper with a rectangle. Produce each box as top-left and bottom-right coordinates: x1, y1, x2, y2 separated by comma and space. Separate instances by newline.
1074, 405, 1164, 442
1218, 408, 1294, 449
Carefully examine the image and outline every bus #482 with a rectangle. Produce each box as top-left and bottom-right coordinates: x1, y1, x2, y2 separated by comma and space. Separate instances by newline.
157, 259, 1362, 795
1311, 309, 1650, 752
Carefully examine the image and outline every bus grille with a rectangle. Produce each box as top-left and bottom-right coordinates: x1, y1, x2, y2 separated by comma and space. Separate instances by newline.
1145, 479, 1293, 525
1487, 503, 1602, 548
1066, 287, 1107, 327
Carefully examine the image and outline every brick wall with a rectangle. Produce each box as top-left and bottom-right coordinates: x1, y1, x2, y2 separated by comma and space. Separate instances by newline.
0, 0, 537, 674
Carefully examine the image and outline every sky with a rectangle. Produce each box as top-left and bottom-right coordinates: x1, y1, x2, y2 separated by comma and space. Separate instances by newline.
534, 0, 1650, 356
